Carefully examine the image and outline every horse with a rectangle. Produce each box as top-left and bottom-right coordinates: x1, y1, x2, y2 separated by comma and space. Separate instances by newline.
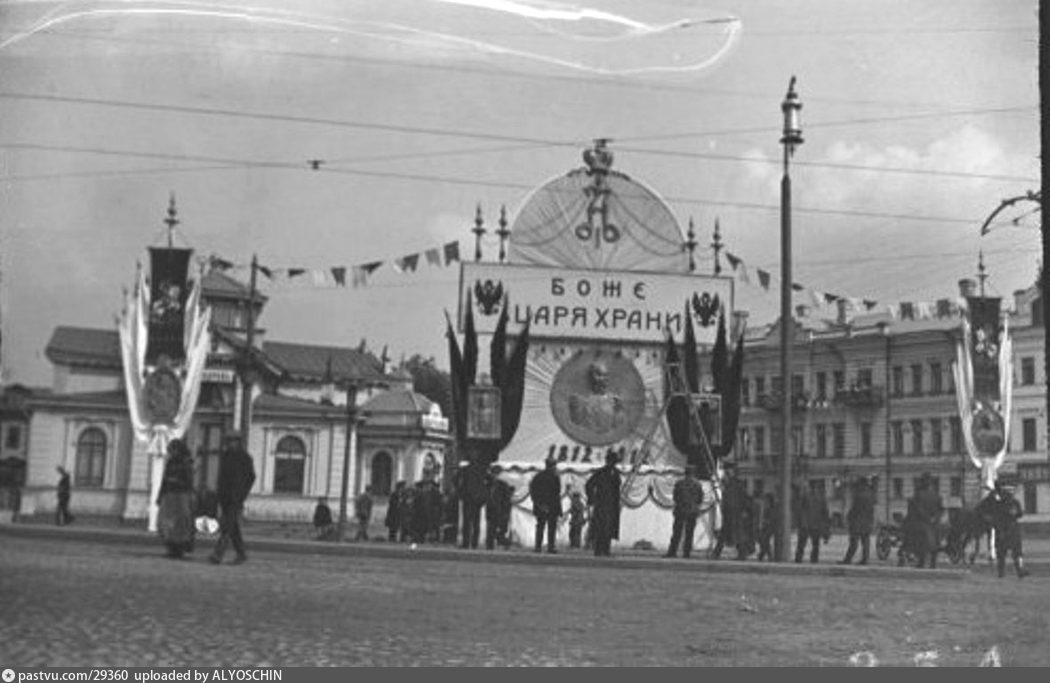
943, 502, 993, 565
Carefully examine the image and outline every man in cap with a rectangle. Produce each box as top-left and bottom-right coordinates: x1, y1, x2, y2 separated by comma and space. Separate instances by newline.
840, 476, 876, 565
986, 479, 1029, 579
666, 463, 705, 559
209, 433, 256, 565
585, 449, 623, 557
911, 472, 944, 569
529, 455, 563, 553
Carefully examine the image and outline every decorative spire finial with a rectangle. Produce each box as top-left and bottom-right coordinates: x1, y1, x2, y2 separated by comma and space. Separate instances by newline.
978, 250, 987, 297
583, 138, 614, 175
496, 205, 510, 263
163, 192, 179, 248
712, 217, 723, 276
472, 204, 486, 262
684, 217, 698, 272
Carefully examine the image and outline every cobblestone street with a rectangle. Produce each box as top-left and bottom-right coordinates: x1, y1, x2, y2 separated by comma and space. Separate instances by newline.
2, 533, 1048, 666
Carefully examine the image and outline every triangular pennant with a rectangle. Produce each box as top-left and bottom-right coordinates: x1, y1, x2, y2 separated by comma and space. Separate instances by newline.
352, 265, 369, 288
311, 269, 329, 287
258, 265, 273, 279
757, 269, 771, 290
331, 267, 347, 287
810, 290, 824, 308
792, 282, 804, 292
288, 268, 306, 279
824, 293, 841, 304
900, 302, 915, 320
363, 261, 382, 275
935, 298, 952, 318
400, 254, 419, 273
916, 301, 933, 320
425, 248, 442, 266
863, 299, 878, 310
209, 256, 234, 272
725, 251, 741, 270
443, 241, 460, 266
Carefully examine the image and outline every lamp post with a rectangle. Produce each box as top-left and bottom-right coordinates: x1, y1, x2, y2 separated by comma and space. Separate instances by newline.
336, 381, 361, 541
777, 77, 803, 562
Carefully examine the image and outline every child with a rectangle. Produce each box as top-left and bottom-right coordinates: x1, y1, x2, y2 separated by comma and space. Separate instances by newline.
568, 490, 588, 549
313, 496, 334, 540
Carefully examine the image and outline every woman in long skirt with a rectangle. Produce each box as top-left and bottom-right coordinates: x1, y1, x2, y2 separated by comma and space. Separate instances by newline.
157, 438, 196, 558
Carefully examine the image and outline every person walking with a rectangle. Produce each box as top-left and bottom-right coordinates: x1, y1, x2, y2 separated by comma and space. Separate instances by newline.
55, 466, 73, 526
585, 449, 622, 557
986, 480, 1030, 579
755, 492, 778, 562
156, 438, 196, 558
529, 456, 562, 553
912, 472, 944, 569
794, 484, 831, 564
209, 433, 256, 565
840, 477, 875, 565
313, 496, 335, 540
385, 481, 404, 542
665, 464, 704, 558
354, 486, 374, 541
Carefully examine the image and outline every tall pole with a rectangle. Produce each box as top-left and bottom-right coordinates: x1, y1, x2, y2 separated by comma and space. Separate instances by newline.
337, 383, 359, 540
238, 254, 258, 436
777, 77, 803, 562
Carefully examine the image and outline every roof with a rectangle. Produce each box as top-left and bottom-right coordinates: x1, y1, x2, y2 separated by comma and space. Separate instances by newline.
201, 269, 267, 304
361, 388, 436, 415
45, 327, 123, 370
261, 340, 386, 384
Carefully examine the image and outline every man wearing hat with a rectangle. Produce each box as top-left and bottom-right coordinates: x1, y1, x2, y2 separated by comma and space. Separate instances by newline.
209, 433, 256, 565
585, 449, 623, 557
529, 456, 563, 553
911, 472, 944, 569
840, 476, 876, 565
666, 463, 704, 558
986, 478, 1029, 579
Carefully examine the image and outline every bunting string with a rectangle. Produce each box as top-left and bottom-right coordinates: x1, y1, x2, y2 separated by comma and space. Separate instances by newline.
205, 240, 462, 290
722, 249, 966, 323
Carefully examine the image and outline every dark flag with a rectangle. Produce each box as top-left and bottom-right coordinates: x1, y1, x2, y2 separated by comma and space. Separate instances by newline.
967, 297, 1003, 406
145, 247, 192, 366
499, 319, 530, 453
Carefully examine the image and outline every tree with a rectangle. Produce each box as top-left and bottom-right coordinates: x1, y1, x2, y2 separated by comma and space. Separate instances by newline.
403, 354, 452, 419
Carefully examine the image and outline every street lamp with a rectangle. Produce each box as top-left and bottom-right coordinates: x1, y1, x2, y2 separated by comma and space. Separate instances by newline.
777, 76, 803, 562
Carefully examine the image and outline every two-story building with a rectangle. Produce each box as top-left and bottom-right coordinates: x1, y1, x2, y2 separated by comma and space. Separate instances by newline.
5, 266, 451, 525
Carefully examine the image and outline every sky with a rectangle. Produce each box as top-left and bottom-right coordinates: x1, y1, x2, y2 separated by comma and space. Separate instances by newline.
0, 0, 1041, 387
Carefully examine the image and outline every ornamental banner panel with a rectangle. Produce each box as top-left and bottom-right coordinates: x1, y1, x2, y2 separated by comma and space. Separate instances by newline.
459, 262, 733, 345
145, 247, 192, 366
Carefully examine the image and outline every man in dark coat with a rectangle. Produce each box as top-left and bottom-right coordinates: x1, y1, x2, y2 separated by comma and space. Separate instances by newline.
985, 480, 1029, 579
665, 464, 704, 559
385, 481, 405, 541
456, 461, 488, 549
911, 472, 944, 568
485, 465, 513, 550
55, 466, 73, 526
755, 492, 778, 562
840, 477, 876, 565
209, 433, 256, 565
585, 449, 622, 557
794, 484, 831, 564
529, 456, 563, 553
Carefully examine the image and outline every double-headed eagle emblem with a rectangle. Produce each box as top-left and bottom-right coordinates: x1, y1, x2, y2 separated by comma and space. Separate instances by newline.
691, 292, 721, 328
474, 279, 504, 316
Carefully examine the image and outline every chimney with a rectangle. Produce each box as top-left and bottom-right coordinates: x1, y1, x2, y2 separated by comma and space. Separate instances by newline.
958, 278, 977, 298
836, 299, 849, 325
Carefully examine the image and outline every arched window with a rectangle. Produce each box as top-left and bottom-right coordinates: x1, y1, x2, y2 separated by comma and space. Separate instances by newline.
371, 452, 393, 496
274, 435, 307, 494
75, 427, 106, 487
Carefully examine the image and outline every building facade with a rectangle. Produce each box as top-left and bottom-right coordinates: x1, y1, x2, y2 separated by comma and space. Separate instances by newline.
731, 279, 1049, 527
5, 267, 450, 525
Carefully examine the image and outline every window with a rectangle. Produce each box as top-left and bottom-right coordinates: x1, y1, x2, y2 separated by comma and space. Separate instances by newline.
791, 374, 804, 396
753, 479, 765, 497
950, 477, 962, 498
815, 424, 827, 459
833, 370, 846, 394
892, 366, 904, 397
741, 378, 751, 407
371, 452, 393, 495
273, 435, 307, 494
4, 425, 22, 450
816, 372, 827, 401
75, 427, 106, 488
930, 363, 943, 394
1021, 357, 1036, 386
891, 421, 904, 454
738, 428, 750, 461
1022, 418, 1037, 452
754, 376, 766, 398
950, 417, 962, 453
911, 419, 924, 455
911, 364, 923, 396
792, 425, 804, 456
832, 423, 846, 458
754, 427, 766, 455
860, 422, 872, 457
930, 418, 943, 454
857, 368, 873, 388
892, 478, 904, 499
771, 376, 783, 395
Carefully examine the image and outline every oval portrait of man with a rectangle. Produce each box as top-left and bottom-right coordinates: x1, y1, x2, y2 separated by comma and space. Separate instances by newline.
549, 349, 646, 447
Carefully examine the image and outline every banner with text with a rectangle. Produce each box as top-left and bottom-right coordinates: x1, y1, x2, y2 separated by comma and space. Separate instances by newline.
459, 263, 733, 345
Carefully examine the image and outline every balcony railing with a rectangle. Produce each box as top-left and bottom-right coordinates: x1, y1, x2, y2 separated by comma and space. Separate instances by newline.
757, 391, 810, 412
834, 384, 884, 408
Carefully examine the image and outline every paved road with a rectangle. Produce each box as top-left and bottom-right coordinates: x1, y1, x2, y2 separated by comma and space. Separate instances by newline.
1, 534, 1046, 666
